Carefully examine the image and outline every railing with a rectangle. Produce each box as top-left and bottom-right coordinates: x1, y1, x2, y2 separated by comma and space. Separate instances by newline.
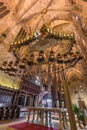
27, 107, 68, 129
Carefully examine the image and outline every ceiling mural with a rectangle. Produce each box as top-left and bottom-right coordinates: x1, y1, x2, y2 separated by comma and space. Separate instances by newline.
0, 0, 87, 89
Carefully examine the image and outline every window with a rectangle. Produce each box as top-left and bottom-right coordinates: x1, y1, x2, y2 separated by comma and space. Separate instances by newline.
0, 2, 10, 19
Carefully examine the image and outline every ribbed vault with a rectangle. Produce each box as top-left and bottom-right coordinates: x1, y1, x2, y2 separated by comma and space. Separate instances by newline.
0, 0, 87, 89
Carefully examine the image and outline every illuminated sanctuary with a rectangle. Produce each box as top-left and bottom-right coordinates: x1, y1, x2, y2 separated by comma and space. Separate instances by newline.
0, 0, 87, 130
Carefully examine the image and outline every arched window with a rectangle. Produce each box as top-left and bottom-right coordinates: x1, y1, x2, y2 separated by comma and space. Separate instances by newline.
0, 6, 7, 13
0, 1, 10, 19
14, 28, 27, 41
0, 2, 4, 6
0, 10, 10, 19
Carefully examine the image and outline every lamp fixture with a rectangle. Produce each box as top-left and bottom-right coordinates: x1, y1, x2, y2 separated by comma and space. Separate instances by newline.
9, 25, 75, 49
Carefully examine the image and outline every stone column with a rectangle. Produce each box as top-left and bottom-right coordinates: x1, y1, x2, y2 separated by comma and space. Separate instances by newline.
35, 95, 39, 107
24, 93, 27, 107
12, 91, 18, 104
61, 69, 77, 130
47, 63, 52, 92
72, 13, 87, 84
57, 71, 62, 108
33, 95, 36, 107
72, 13, 87, 60
51, 64, 57, 107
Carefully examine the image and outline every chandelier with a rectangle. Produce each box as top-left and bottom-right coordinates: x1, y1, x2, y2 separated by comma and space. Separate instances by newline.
9, 25, 75, 49
0, 25, 83, 77
0, 50, 83, 77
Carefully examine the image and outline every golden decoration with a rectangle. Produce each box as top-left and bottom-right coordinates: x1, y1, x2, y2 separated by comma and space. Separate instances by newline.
10, 25, 75, 48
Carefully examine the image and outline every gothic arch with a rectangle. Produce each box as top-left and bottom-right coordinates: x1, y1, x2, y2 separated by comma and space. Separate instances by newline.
66, 68, 83, 82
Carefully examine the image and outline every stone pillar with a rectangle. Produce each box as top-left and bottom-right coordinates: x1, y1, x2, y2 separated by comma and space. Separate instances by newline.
33, 95, 36, 107
35, 95, 39, 107
12, 91, 18, 104
57, 71, 62, 108
51, 64, 57, 107
72, 13, 87, 61
61, 69, 77, 130
47, 63, 52, 92
24, 93, 27, 107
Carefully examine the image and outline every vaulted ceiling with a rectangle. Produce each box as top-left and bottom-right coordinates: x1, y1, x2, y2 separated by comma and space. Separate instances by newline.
0, 0, 87, 89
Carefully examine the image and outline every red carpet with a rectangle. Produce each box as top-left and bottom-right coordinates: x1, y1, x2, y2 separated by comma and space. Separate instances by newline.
9, 122, 61, 130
